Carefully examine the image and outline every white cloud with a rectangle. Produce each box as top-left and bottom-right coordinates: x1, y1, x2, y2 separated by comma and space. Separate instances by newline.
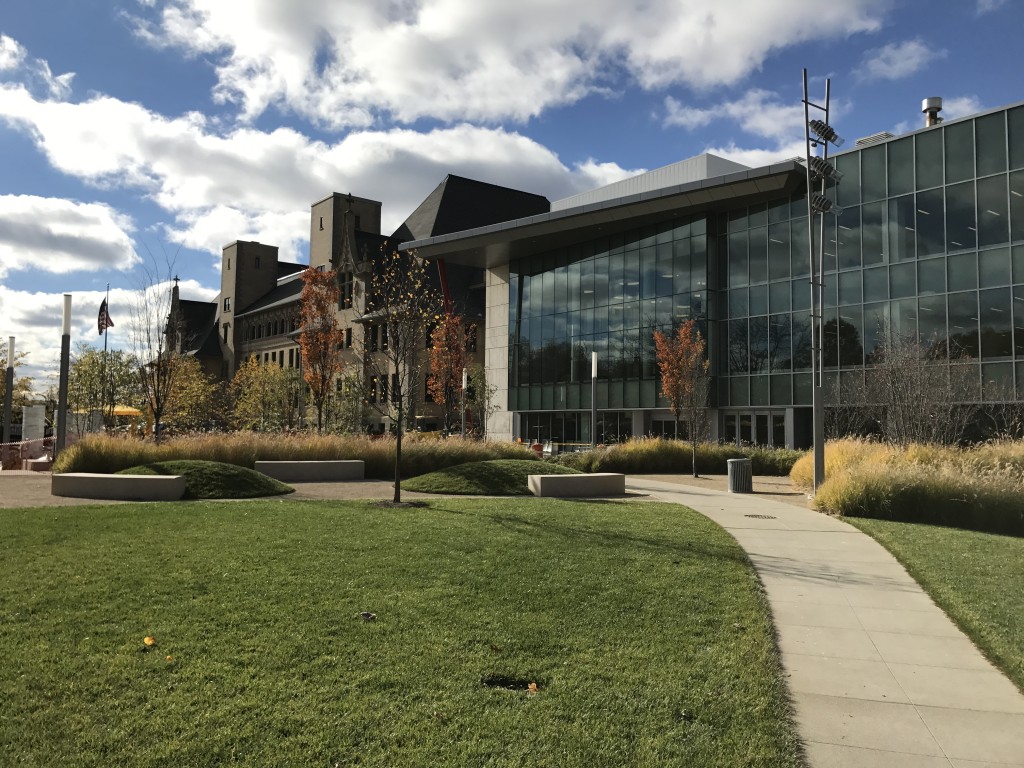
664, 89, 807, 142
0, 34, 26, 71
941, 95, 984, 120
977, 0, 1008, 14
702, 140, 808, 169
856, 38, 944, 82
126, 0, 888, 126
0, 280, 217, 389
0, 195, 139, 279
0, 83, 640, 260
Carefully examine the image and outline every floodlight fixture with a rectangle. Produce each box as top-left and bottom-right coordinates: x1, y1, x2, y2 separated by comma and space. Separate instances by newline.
808, 119, 844, 147
807, 155, 843, 183
809, 192, 842, 216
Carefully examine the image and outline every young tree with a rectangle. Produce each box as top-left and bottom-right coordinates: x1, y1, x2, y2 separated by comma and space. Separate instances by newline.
427, 313, 466, 435
465, 363, 498, 439
165, 354, 224, 432
230, 356, 294, 431
298, 267, 345, 433
333, 372, 368, 434
130, 253, 183, 443
68, 343, 141, 433
653, 320, 711, 477
359, 247, 441, 503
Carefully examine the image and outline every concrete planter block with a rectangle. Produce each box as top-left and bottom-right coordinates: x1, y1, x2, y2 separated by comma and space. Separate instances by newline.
528, 473, 626, 498
52, 473, 186, 501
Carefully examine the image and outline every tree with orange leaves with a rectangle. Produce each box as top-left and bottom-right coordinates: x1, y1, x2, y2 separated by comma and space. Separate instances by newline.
653, 319, 711, 476
427, 313, 466, 435
299, 266, 345, 433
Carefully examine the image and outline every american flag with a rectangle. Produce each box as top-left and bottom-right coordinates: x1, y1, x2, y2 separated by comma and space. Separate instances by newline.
98, 299, 114, 335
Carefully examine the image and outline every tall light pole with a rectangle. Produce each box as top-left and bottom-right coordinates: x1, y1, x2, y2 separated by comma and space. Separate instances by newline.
591, 351, 598, 448
55, 295, 72, 458
802, 69, 844, 494
2, 336, 14, 446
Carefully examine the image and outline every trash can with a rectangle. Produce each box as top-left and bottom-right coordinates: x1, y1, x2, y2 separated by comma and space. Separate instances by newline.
727, 458, 753, 493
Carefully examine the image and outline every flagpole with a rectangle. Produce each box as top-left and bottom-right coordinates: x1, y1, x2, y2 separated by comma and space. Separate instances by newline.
103, 284, 110, 427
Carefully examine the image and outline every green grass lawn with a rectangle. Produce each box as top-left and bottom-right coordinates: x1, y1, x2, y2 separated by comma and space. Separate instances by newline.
848, 518, 1024, 692
116, 459, 294, 499
0, 498, 803, 767
403, 459, 579, 495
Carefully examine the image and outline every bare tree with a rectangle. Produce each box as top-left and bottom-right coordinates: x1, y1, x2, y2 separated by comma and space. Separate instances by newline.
863, 323, 977, 446
357, 247, 441, 503
129, 251, 184, 442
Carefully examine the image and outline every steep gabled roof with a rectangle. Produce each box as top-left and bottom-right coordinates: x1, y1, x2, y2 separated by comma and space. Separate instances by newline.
391, 175, 549, 243
177, 299, 220, 358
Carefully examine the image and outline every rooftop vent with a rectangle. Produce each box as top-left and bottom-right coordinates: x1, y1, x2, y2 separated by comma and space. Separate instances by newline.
855, 131, 895, 147
923, 97, 943, 127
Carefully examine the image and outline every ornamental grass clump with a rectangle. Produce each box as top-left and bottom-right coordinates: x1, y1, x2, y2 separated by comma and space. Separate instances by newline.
794, 438, 1024, 535
54, 433, 535, 479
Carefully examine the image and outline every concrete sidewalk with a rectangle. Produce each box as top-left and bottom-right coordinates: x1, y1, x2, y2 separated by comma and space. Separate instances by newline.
628, 477, 1024, 768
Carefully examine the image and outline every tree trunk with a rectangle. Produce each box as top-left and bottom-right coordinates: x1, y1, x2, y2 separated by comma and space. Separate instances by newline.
691, 430, 698, 478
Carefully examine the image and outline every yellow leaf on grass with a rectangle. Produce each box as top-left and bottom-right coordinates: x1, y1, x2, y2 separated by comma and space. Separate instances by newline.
143, 636, 156, 647
527, 682, 538, 694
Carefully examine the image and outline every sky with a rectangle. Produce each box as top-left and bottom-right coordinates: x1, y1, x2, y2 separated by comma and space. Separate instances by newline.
0, 0, 1020, 390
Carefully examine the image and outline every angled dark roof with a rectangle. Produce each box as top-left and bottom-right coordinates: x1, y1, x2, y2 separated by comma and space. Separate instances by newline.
391, 175, 549, 243
277, 261, 304, 278
234, 276, 304, 318
178, 300, 220, 358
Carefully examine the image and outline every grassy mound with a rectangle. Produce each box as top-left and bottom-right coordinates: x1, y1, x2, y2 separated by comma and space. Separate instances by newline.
403, 459, 580, 495
117, 460, 294, 500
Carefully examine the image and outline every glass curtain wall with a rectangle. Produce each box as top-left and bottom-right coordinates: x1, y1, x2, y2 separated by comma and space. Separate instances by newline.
719, 104, 1024, 408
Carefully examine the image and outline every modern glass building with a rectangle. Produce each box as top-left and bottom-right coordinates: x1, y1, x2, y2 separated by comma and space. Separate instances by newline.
403, 101, 1024, 448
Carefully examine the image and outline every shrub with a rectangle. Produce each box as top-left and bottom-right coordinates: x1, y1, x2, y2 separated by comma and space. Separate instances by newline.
403, 459, 580, 496
554, 438, 802, 476
55, 433, 536, 479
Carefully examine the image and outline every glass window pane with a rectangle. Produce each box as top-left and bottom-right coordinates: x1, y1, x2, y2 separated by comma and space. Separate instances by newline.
919, 294, 947, 359
749, 226, 768, 283
749, 203, 767, 229
978, 175, 1009, 248
946, 181, 977, 252
861, 201, 887, 266
890, 262, 916, 299
979, 287, 1013, 360
983, 363, 1013, 401
864, 302, 888, 363
750, 375, 769, 407
916, 129, 944, 190
837, 206, 862, 269
792, 278, 810, 311
1014, 285, 1024, 357
691, 236, 707, 291
1014, 244, 1024, 284
823, 308, 839, 367
916, 188, 945, 257
948, 252, 978, 292
771, 376, 792, 406
948, 290, 979, 357
769, 313, 791, 371
749, 284, 768, 316
918, 257, 946, 294
1010, 106, 1024, 170
976, 112, 1007, 177
794, 372, 812, 404
749, 316, 769, 374
729, 231, 748, 287
893, 298, 918, 340
792, 312, 812, 370
862, 145, 886, 202
836, 153, 860, 207
838, 307, 864, 367
887, 136, 914, 197
731, 378, 750, 408
768, 198, 789, 223
768, 221, 791, 280
640, 247, 657, 299
839, 271, 862, 305
980, 247, 1011, 287
864, 266, 889, 302
945, 120, 974, 184
770, 281, 791, 313
729, 319, 748, 373
729, 287, 748, 318
1011, 171, 1024, 244
791, 217, 810, 277
888, 195, 916, 262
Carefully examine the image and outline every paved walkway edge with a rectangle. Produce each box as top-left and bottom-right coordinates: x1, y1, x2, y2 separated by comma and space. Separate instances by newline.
627, 477, 1024, 768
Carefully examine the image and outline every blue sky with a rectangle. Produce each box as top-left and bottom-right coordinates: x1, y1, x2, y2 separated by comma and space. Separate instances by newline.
0, 0, 1019, 385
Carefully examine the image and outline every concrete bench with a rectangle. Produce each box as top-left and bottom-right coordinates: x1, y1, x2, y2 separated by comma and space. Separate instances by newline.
23, 458, 52, 472
254, 460, 365, 482
52, 473, 186, 501
528, 473, 626, 498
